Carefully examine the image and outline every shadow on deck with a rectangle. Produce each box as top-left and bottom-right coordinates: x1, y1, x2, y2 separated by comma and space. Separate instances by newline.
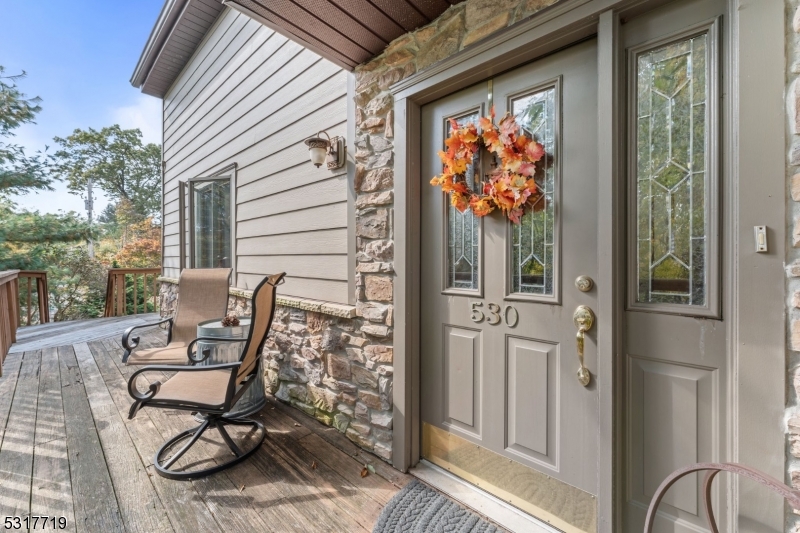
0, 324, 410, 532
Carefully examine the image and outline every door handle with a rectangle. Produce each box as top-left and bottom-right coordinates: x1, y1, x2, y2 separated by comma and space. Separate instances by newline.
573, 305, 594, 387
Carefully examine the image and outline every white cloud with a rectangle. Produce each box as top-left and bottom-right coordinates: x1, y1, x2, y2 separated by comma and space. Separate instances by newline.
111, 95, 162, 145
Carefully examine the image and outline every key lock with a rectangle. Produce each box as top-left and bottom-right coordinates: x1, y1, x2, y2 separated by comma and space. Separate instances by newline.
573, 305, 594, 387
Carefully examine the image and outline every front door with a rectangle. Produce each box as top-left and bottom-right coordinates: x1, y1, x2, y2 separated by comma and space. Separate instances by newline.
421, 40, 600, 533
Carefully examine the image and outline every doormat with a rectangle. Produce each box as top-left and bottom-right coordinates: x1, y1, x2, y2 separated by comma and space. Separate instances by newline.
373, 479, 502, 533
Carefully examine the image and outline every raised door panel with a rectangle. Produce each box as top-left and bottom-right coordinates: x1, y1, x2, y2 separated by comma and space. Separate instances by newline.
627, 355, 717, 527
443, 326, 482, 437
506, 336, 558, 467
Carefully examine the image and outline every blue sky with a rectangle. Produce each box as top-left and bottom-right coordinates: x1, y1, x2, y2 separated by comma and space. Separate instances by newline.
2, 0, 165, 215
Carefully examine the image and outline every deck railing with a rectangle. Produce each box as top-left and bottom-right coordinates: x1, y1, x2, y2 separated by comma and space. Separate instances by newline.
18, 270, 50, 326
0, 270, 20, 373
104, 268, 161, 317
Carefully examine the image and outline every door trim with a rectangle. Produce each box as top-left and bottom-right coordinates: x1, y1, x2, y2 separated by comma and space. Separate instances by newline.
387, 1, 783, 532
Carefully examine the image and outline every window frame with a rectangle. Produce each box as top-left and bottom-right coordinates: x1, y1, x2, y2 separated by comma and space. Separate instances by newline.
625, 18, 721, 319
187, 166, 236, 283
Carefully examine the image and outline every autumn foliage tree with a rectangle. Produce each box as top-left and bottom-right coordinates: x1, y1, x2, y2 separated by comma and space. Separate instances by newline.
113, 216, 161, 268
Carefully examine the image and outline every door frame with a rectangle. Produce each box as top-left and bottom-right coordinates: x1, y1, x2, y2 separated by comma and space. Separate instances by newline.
385, 0, 785, 531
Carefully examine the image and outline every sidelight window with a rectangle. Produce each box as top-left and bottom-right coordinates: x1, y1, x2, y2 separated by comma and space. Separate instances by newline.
630, 27, 718, 316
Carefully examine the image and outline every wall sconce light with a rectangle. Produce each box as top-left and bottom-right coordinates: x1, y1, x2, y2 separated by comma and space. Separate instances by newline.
304, 131, 345, 170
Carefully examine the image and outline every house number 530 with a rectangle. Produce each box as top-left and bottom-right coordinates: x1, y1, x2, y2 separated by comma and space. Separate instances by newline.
470, 302, 519, 327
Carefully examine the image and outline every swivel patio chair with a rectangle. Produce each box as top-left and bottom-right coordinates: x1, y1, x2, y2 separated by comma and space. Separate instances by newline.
126, 272, 285, 479
121, 267, 231, 365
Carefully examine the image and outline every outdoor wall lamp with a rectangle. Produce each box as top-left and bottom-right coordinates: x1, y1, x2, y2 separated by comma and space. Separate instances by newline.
304, 131, 345, 170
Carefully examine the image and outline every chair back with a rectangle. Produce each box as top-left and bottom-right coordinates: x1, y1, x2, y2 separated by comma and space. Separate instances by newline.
236, 273, 285, 385
172, 268, 232, 344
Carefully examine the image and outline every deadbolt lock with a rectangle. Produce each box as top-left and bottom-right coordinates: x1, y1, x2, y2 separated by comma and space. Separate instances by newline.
575, 275, 594, 292
573, 305, 594, 387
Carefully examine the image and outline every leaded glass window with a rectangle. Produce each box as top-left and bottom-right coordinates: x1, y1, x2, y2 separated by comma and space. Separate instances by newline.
446, 111, 481, 290
635, 34, 708, 307
510, 87, 557, 296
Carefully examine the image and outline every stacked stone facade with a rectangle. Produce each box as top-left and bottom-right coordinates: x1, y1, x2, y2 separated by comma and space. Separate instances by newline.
158, 280, 394, 461
789, 4, 800, 529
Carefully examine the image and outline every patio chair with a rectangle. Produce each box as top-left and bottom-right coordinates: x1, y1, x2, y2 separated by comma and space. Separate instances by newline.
126, 272, 285, 480
121, 268, 232, 365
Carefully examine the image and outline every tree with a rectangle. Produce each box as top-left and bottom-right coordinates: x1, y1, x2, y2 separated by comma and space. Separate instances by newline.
0, 67, 51, 197
51, 125, 161, 220
0, 66, 90, 271
41, 244, 107, 321
113, 216, 161, 268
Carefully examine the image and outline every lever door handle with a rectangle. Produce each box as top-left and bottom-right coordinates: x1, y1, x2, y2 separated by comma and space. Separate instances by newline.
573, 306, 594, 387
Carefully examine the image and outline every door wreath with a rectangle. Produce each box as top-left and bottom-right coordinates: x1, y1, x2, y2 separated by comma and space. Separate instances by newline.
429, 107, 545, 224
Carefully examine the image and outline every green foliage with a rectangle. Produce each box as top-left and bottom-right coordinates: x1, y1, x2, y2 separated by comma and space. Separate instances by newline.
0, 201, 91, 270
0, 66, 52, 198
51, 125, 161, 220
0, 66, 163, 322
41, 245, 107, 322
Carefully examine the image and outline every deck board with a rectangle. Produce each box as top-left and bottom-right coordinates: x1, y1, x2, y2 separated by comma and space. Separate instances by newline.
0, 351, 41, 518
59, 344, 126, 532
30, 347, 75, 532
0, 321, 403, 531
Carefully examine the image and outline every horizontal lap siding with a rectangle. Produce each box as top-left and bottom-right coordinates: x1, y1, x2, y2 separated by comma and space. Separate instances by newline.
161, 7, 348, 304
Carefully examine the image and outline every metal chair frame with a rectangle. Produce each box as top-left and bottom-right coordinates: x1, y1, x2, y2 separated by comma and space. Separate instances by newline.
644, 462, 800, 533
126, 273, 284, 480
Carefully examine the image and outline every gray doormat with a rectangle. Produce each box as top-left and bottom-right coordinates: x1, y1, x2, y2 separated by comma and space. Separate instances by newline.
373, 479, 502, 533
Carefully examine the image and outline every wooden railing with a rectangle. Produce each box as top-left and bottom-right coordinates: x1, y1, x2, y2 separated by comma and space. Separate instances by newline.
18, 270, 50, 326
0, 270, 20, 374
104, 268, 161, 317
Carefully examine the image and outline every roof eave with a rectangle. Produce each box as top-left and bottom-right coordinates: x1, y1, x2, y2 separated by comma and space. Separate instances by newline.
130, 0, 186, 89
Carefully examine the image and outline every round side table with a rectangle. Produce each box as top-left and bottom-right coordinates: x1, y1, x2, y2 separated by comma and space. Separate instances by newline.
196, 317, 265, 418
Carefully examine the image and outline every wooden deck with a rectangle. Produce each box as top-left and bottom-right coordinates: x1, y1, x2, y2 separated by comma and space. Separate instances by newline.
0, 320, 411, 532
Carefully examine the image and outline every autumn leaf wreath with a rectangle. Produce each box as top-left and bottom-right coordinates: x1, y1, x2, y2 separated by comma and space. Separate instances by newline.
429, 107, 546, 224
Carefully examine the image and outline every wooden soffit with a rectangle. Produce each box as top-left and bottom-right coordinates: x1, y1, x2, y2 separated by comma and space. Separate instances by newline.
132, 0, 226, 97
223, 0, 464, 70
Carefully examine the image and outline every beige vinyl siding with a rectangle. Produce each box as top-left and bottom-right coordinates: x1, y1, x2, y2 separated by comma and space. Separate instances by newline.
161, 7, 348, 303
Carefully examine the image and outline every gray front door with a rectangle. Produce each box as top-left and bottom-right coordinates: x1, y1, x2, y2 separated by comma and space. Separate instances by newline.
420, 40, 600, 532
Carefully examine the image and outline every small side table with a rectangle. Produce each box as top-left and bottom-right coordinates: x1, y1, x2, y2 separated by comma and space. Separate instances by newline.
196, 317, 265, 418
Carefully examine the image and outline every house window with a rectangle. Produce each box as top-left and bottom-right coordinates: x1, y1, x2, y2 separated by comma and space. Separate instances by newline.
190, 177, 232, 269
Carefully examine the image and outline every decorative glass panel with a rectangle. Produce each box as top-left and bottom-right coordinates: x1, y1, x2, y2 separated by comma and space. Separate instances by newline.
510, 87, 556, 296
636, 34, 708, 306
192, 178, 231, 268
446, 111, 481, 290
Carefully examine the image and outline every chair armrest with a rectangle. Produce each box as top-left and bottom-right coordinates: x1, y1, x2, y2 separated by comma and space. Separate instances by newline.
121, 317, 173, 363
186, 337, 247, 364
126, 361, 241, 419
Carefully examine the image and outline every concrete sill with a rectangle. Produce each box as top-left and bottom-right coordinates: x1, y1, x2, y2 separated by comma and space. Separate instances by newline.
157, 276, 357, 319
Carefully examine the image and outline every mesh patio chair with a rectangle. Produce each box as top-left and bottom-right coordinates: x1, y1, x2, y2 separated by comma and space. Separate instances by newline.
121, 268, 232, 365
126, 272, 285, 479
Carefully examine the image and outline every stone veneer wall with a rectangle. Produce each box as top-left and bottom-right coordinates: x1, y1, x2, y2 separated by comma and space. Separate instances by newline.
158, 280, 394, 461
789, 3, 800, 530
158, 0, 564, 465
